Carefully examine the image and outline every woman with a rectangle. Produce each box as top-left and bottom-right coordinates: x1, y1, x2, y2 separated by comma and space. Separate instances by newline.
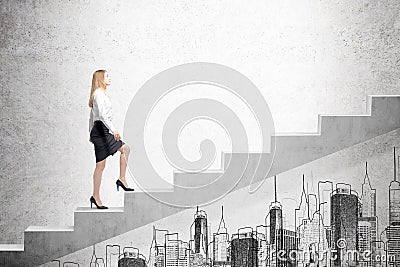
88, 69, 134, 209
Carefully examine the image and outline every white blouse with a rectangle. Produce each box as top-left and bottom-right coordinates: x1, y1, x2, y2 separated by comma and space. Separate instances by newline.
89, 89, 117, 134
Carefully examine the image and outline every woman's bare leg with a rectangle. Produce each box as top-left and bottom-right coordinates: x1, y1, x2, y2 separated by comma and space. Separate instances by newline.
93, 159, 106, 205
118, 144, 131, 187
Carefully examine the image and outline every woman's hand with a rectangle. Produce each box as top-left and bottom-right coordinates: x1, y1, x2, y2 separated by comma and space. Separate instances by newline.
113, 130, 121, 141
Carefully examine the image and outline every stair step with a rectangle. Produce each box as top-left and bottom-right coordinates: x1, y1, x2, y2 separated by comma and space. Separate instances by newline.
123, 191, 186, 215
23, 227, 77, 260
25, 226, 74, 232
0, 245, 24, 252
73, 206, 127, 244
174, 171, 225, 187
75, 207, 124, 213
23, 226, 75, 253
73, 207, 125, 232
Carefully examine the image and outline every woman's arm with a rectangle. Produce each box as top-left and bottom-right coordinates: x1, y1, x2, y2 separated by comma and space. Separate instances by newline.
93, 91, 117, 133
89, 109, 94, 133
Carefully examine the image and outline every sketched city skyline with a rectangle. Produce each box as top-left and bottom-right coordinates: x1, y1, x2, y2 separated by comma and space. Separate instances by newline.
142, 147, 400, 267
48, 147, 400, 267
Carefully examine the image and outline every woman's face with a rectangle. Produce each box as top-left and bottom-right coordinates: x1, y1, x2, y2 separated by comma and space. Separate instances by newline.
104, 71, 111, 86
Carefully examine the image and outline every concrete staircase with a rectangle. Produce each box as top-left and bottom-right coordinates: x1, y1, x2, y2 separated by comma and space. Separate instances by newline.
1, 95, 399, 267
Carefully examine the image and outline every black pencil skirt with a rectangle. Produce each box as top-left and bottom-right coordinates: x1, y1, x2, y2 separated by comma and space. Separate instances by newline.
90, 120, 125, 163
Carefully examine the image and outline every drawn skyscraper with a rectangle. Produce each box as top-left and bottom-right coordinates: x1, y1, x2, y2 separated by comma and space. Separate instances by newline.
267, 176, 283, 250
148, 226, 169, 267
231, 230, 258, 267
213, 206, 231, 266
360, 162, 377, 218
264, 175, 297, 267
389, 148, 400, 225
256, 229, 270, 267
386, 147, 400, 266
165, 233, 191, 267
118, 247, 146, 267
191, 206, 208, 262
148, 226, 158, 267
297, 176, 329, 267
330, 183, 358, 267
358, 162, 378, 267
276, 229, 297, 267
357, 221, 373, 267
105, 244, 120, 267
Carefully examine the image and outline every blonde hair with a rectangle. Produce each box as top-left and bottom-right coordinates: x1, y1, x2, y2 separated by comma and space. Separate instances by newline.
88, 69, 107, 108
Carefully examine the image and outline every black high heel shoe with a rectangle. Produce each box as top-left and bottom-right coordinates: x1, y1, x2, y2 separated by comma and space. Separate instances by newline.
116, 179, 135, 191
90, 196, 108, 209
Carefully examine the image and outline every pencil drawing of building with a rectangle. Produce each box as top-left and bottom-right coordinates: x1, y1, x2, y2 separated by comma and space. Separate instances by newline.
358, 162, 378, 267
191, 207, 209, 261
386, 148, 400, 267
231, 229, 258, 267
213, 206, 231, 267
330, 184, 359, 267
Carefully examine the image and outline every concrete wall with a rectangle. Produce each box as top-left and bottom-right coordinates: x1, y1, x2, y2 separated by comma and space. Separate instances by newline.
1, 0, 400, 245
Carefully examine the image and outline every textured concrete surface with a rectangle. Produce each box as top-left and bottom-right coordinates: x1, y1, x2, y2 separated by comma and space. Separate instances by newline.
1, 0, 400, 255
